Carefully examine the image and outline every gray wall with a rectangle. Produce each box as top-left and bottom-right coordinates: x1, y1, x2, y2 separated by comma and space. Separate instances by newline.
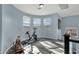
40, 15, 59, 39
2, 4, 79, 54
61, 15, 79, 38
0, 4, 2, 53
1, 5, 60, 53
2, 5, 24, 53
23, 15, 60, 39
62, 15, 79, 53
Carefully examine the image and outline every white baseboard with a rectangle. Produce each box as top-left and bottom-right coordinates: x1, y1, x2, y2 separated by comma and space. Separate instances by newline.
3, 44, 13, 54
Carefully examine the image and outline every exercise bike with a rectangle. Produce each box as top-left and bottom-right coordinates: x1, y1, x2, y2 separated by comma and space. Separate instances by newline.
22, 28, 37, 45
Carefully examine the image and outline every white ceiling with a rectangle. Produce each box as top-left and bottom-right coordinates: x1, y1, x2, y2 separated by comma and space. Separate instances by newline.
13, 4, 79, 17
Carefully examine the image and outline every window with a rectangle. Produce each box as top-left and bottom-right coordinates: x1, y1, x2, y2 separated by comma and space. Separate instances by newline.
43, 17, 52, 26
23, 16, 31, 26
33, 18, 41, 26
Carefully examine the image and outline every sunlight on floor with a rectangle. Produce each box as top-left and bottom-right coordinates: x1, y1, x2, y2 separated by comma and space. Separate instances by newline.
24, 40, 64, 54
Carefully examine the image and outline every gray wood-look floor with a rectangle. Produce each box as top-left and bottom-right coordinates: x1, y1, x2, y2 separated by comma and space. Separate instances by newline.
7, 39, 64, 54
29, 39, 64, 54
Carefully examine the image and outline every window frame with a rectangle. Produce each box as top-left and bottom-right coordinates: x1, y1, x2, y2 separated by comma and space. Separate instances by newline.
43, 17, 52, 26
33, 18, 41, 26
23, 16, 31, 27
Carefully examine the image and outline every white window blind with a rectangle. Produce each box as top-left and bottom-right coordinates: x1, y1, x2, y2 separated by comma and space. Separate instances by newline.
33, 18, 41, 26
23, 16, 31, 26
43, 17, 52, 26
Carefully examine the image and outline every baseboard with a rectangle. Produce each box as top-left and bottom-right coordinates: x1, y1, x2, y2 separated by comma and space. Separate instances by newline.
38, 37, 64, 42
3, 44, 13, 54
